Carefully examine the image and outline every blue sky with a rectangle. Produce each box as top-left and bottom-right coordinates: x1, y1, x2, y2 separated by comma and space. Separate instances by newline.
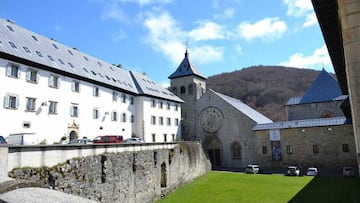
1, 0, 332, 86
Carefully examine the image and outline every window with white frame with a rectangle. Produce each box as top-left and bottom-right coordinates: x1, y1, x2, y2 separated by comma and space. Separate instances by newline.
151, 99, 156, 107
163, 134, 167, 142
26, 69, 38, 83
131, 115, 134, 123
4, 94, 19, 109
152, 134, 156, 142
71, 81, 80, 92
93, 86, 99, 97
166, 102, 170, 110
6, 63, 20, 78
112, 91, 118, 101
48, 101, 57, 114
159, 101, 163, 109
175, 104, 178, 111
175, 118, 179, 126
151, 116, 156, 125
166, 117, 171, 126
130, 96, 134, 105
70, 105, 79, 117
111, 111, 117, 121
172, 134, 175, 142
93, 108, 99, 119
48, 75, 59, 88
26, 97, 36, 111
159, 117, 164, 125
122, 113, 126, 122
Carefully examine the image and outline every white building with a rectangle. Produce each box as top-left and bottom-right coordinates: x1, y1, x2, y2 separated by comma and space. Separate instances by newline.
0, 19, 182, 144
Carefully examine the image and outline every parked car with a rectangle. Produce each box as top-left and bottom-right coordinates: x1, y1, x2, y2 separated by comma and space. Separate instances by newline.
93, 135, 124, 144
306, 167, 319, 176
286, 166, 300, 176
0, 136, 7, 144
124, 137, 144, 144
246, 164, 260, 174
343, 167, 355, 177
69, 138, 93, 145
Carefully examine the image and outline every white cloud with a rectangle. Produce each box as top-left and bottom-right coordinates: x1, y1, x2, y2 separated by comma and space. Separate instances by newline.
213, 8, 235, 20
238, 17, 287, 42
188, 21, 227, 41
143, 10, 224, 66
278, 44, 332, 71
101, 2, 127, 22
283, 0, 317, 28
234, 44, 243, 56
116, 0, 173, 6
112, 29, 127, 41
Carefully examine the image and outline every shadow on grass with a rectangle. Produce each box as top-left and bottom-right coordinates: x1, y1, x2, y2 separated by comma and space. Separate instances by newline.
289, 176, 360, 203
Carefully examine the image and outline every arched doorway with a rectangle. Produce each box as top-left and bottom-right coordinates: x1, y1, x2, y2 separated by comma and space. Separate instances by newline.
69, 130, 77, 141
68, 121, 79, 141
205, 136, 223, 169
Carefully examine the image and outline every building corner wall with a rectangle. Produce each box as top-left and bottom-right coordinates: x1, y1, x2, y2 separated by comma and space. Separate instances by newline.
338, 0, 360, 175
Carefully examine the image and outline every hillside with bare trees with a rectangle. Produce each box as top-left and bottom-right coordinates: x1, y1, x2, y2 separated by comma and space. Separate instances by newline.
207, 66, 320, 121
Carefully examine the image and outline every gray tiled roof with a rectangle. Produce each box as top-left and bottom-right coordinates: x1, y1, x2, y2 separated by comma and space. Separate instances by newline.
252, 116, 347, 131
212, 89, 273, 124
168, 50, 206, 79
286, 95, 347, 105
0, 19, 182, 102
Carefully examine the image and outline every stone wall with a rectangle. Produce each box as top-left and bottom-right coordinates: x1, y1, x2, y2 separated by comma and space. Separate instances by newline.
7, 142, 211, 203
255, 124, 357, 174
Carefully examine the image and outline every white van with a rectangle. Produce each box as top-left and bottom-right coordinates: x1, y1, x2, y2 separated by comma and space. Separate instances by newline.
6, 133, 39, 145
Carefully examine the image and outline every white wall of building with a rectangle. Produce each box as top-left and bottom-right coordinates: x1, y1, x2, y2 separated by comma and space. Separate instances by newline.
0, 58, 181, 144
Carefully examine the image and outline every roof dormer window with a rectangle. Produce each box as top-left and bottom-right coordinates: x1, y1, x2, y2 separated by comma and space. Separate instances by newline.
31, 35, 38, 41
35, 51, 43, 57
6, 25, 14, 32
47, 55, 54, 61
8, 41, 17, 49
23, 46, 31, 53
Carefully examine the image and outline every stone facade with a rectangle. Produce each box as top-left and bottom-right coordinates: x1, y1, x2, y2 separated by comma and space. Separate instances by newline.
8, 142, 211, 203
286, 100, 345, 121
255, 124, 357, 174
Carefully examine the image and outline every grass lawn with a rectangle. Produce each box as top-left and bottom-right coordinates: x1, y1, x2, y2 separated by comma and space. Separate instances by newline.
157, 171, 360, 203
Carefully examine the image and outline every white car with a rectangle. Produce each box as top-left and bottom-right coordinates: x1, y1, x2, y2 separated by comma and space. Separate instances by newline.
306, 167, 319, 176
246, 164, 260, 174
286, 166, 300, 176
343, 167, 355, 177
124, 137, 144, 144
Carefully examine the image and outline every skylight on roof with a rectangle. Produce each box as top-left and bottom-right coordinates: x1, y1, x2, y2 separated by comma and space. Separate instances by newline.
6, 25, 14, 32
91, 70, 97, 76
52, 44, 59, 49
8, 41, 17, 49
35, 51, 43, 57
97, 61, 102, 66
98, 73, 104, 78
47, 55, 54, 61
31, 35, 38, 41
109, 66, 114, 71
83, 56, 89, 61
23, 46, 31, 53
68, 62, 74, 68
83, 67, 89, 73
58, 59, 65, 65
68, 50, 73, 55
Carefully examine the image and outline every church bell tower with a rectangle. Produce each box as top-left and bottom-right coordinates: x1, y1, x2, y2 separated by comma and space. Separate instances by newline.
168, 50, 207, 140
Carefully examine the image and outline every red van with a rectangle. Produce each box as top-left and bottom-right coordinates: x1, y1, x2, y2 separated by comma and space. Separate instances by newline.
93, 135, 124, 144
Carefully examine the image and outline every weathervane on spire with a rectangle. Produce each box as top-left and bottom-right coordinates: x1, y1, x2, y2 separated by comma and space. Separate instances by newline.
185, 39, 189, 57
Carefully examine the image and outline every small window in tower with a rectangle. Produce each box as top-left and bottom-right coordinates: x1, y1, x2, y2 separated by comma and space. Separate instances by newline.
180, 86, 186, 94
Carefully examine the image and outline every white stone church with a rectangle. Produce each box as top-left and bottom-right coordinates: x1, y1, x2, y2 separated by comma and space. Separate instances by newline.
0, 19, 182, 144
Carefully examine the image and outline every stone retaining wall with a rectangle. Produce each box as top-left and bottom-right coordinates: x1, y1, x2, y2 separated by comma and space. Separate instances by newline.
7, 142, 211, 203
